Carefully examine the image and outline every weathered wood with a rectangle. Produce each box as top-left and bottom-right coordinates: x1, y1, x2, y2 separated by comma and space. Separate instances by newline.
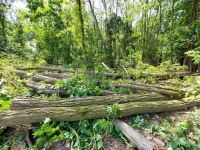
38, 73, 72, 79
24, 81, 69, 96
15, 71, 65, 84
32, 75, 60, 84
10, 94, 168, 110
102, 90, 119, 96
112, 83, 184, 98
0, 79, 4, 87
1, 95, 200, 127
113, 119, 153, 150
14, 71, 33, 79
16, 66, 76, 73
101, 62, 110, 71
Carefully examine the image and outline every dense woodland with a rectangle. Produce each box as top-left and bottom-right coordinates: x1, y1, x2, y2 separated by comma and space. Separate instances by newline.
0, 0, 200, 150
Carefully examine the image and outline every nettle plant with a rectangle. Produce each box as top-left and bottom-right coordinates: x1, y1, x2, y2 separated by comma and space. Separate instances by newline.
0, 90, 12, 110
33, 118, 116, 150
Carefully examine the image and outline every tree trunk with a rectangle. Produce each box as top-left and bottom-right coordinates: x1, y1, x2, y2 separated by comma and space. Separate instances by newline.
113, 119, 153, 150
112, 83, 184, 98
16, 66, 191, 79
24, 81, 69, 96
32, 75, 60, 84
39, 73, 72, 79
14, 70, 71, 80
76, 0, 85, 49
88, 0, 101, 36
10, 94, 168, 110
1, 96, 200, 127
15, 71, 60, 84
16, 66, 76, 73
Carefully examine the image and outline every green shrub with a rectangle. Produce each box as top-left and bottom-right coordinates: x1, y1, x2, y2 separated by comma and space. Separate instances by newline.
56, 73, 107, 97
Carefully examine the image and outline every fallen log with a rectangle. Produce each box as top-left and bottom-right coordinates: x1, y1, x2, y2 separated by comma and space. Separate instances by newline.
145, 71, 191, 79
1, 95, 200, 127
113, 119, 153, 150
15, 71, 64, 84
16, 66, 76, 73
16, 66, 192, 79
32, 75, 60, 84
38, 73, 72, 79
14, 70, 71, 80
14, 71, 33, 79
24, 81, 69, 96
102, 90, 119, 96
112, 83, 184, 98
10, 94, 168, 110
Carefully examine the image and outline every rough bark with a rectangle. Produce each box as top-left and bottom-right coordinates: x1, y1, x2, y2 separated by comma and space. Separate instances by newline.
24, 81, 69, 96
16, 66, 76, 73
1, 96, 200, 127
112, 83, 184, 98
113, 119, 153, 150
10, 94, 168, 110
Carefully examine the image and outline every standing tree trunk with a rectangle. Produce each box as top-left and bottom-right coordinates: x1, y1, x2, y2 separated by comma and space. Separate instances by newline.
170, 0, 175, 64
76, 0, 85, 49
88, 0, 101, 36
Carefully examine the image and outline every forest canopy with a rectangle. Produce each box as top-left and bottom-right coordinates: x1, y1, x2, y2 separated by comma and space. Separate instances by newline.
1, 0, 199, 69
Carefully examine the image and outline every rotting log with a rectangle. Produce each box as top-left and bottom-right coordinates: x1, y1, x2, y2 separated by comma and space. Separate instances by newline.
113, 119, 153, 150
0, 96, 200, 127
16, 66, 76, 73
112, 83, 184, 98
10, 94, 168, 110
24, 81, 69, 96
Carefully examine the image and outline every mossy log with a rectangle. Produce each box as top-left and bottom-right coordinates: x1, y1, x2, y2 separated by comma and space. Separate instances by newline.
24, 81, 69, 96
112, 83, 184, 98
1, 96, 200, 127
11, 94, 168, 110
16, 66, 76, 73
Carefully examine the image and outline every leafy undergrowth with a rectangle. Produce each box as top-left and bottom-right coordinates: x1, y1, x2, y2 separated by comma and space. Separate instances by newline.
130, 107, 200, 150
